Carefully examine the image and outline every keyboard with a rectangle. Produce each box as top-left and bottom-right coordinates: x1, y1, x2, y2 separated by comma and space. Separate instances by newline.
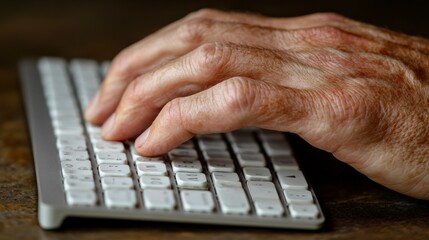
19, 57, 325, 230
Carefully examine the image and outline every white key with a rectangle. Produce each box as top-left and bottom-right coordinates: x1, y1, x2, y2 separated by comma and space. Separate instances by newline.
96, 152, 127, 164
93, 141, 125, 153
139, 176, 171, 189
98, 164, 131, 177
231, 142, 260, 153
61, 161, 92, 177
243, 167, 272, 181
59, 150, 89, 161
211, 172, 239, 182
277, 170, 308, 190
66, 190, 97, 206
134, 156, 164, 163
247, 182, 284, 216
52, 118, 81, 129
63, 175, 95, 191
56, 138, 87, 151
247, 181, 280, 202
104, 189, 137, 208
202, 150, 231, 161
168, 149, 198, 160
216, 187, 250, 214
254, 200, 284, 217
85, 123, 102, 133
198, 139, 227, 150
89, 132, 104, 143
289, 204, 319, 219
171, 159, 202, 173
213, 181, 242, 189
180, 190, 215, 212
54, 124, 84, 136
101, 177, 134, 189
262, 140, 292, 156
206, 160, 235, 172
283, 189, 314, 204
143, 189, 176, 210
175, 172, 207, 189
136, 162, 167, 176
271, 155, 299, 171
56, 134, 85, 142
237, 153, 266, 167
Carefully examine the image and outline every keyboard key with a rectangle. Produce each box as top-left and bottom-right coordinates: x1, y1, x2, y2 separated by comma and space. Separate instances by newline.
283, 189, 314, 204
226, 131, 254, 143
168, 149, 198, 160
180, 190, 215, 212
271, 155, 299, 171
247, 181, 280, 202
101, 177, 134, 189
243, 167, 272, 181
289, 204, 319, 219
61, 161, 92, 177
277, 170, 308, 190
211, 172, 239, 183
98, 164, 131, 177
213, 181, 242, 189
175, 172, 207, 189
63, 175, 95, 191
56, 138, 87, 151
171, 159, 202, 173
136, 162, 167, 176
96, 152, 127, 165
257, 130, 286, 141
262, 140, 292, 156
59, 150, 89, 161
202, 150, 231, 161
143, 189, 176, 210
66, 190, 97, 206
134, 156, 164, 163
198, 139, 228, 150
247, 181, 284, 216
254, 200, 284, 217
93, 141, 125, 153
206, 160, 235, 172
237, 153, 266, 167
216, 187, 250, 214
139, 176, 171, 189
231, 142, 260, 153
104, 189, 137, 208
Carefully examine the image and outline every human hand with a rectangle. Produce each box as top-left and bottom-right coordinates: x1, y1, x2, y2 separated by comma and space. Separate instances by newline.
84, 9, 429, 200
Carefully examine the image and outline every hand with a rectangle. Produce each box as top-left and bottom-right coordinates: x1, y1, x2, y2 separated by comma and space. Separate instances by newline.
85, 9, 429, 200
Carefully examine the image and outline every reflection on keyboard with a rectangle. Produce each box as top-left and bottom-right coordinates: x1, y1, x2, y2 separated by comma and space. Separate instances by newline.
19, 57, 325, 230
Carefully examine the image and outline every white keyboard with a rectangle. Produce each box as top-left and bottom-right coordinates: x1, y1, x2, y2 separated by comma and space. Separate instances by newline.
19, 57, 325, 230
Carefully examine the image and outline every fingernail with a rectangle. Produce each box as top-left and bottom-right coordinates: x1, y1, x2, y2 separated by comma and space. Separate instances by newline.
136, 127, 151, 149
101, 113, 116, 137
85, 91, 100, 118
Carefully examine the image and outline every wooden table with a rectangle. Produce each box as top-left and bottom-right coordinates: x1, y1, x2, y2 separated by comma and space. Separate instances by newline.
1, 1, 429, 239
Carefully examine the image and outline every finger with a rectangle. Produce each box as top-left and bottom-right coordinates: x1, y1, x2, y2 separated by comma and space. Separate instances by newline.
84, 19, 304, 124
134, 77, 318, 156
99, 42, 331, 141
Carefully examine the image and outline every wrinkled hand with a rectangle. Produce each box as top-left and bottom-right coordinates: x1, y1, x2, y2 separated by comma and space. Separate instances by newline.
85, 9, 429, 200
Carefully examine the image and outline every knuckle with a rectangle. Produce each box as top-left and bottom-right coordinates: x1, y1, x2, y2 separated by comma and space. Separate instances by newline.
163, 97, 187, 130
177, 17, 213, 45
219, 77, 256, 115
193, 42, 231, 80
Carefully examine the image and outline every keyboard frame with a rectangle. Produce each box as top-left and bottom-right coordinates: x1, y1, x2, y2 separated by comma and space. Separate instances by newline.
19, 58, 325, 230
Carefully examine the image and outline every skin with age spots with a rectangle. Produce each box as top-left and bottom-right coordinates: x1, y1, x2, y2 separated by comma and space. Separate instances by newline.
84, 9, 429, 200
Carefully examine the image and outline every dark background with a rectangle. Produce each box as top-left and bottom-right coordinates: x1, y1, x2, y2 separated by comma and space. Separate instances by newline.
1, 1, 429, 239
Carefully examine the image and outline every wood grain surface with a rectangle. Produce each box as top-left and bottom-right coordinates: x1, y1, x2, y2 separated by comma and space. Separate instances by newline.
1, 1, 429, 239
